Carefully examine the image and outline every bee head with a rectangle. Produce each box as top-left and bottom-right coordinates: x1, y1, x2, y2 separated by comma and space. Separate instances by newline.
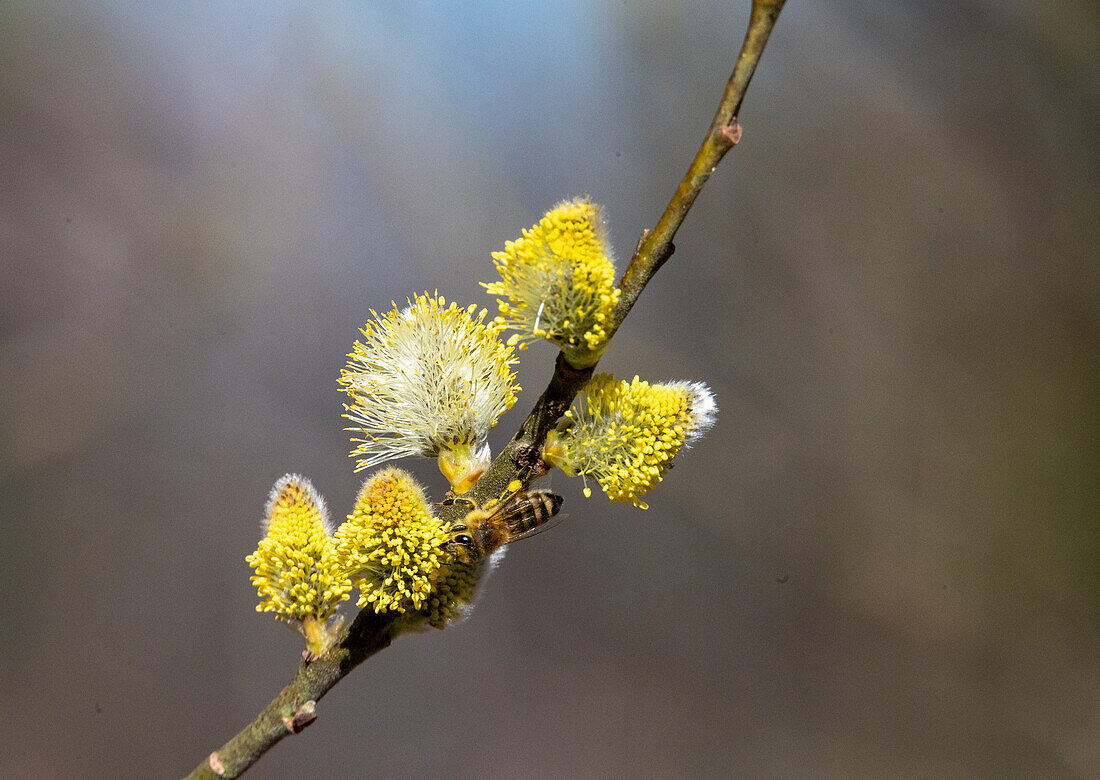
445, 524, 478, 563
448, 524, 472, 546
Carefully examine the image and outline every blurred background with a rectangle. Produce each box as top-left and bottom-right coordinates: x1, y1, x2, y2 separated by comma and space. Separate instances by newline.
2, 1, 1097, 777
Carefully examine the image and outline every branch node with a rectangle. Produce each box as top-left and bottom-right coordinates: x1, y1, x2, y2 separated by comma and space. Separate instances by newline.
538, 352, 595, 422
208, 752, 226, 776
555, 352, 595, 383
652, 241, 675, 276
720, 119, 742, 145
284, 701, 318, 734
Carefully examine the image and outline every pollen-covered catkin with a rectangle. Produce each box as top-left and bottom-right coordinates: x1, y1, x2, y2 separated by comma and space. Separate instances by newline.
484, 198, 621, 364
334, 467, 453, 613
246, 475, 350, 654
543, 375, 717, 508
339, 292, 520, 491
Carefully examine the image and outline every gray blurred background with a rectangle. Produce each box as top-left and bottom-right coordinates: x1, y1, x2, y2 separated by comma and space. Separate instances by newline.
2, 1, 1097, 778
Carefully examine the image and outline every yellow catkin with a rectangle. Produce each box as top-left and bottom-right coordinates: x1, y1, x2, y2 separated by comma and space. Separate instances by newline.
550, 375, 716, 508
334, 468, 453, 613
484, 198, 621, 361
339, 293, 520, 476
246, 475, 350, 631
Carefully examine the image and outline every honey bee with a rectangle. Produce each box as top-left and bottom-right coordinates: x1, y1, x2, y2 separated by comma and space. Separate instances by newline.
444, 490, 564, 562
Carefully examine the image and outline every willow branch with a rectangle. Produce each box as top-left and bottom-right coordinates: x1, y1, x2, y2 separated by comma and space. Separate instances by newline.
184, 610, 400, 779
458, 0, 787, 513
613, 0, 786, 332
185, 2, 785, 776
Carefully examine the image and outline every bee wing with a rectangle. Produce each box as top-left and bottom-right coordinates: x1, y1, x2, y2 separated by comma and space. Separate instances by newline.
506, 509, 567, 543
501, 491, 565, 543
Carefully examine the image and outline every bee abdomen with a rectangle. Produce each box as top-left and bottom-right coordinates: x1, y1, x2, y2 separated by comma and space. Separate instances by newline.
507, 490, 563, 534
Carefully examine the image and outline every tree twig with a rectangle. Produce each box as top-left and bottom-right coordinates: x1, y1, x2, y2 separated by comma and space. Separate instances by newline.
185, 611, 400, 779
456, 0, 787, 513
184, 2, 786, 776
613, 0, 786, 330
